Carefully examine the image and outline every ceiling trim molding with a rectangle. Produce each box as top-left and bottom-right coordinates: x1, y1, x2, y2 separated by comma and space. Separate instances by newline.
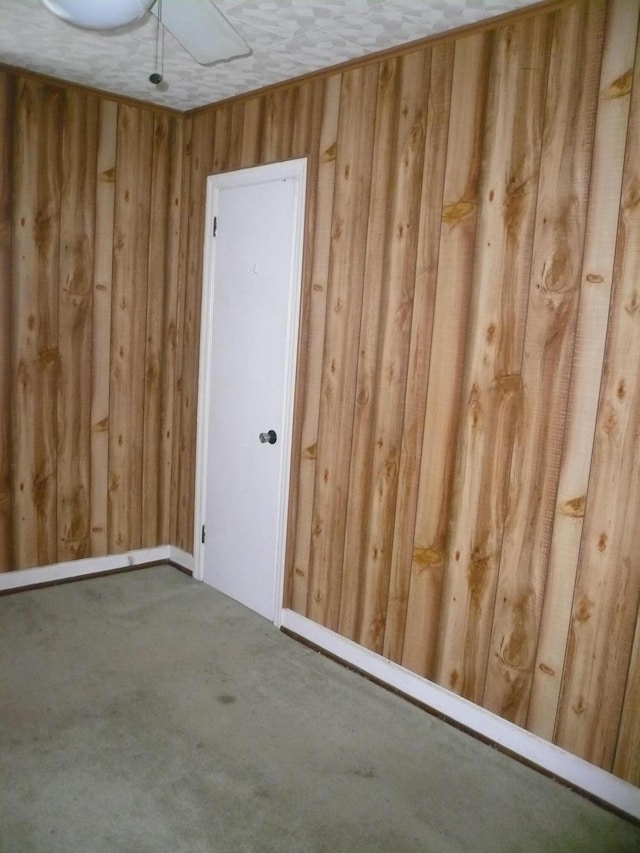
0, 61, 184, 117
185, 0, 568, 118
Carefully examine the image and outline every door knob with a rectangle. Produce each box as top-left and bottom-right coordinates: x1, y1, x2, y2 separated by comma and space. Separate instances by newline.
259, 429, 277, 445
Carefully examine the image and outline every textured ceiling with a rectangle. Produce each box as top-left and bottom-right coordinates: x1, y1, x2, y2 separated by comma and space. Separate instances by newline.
1, 0, 541, 112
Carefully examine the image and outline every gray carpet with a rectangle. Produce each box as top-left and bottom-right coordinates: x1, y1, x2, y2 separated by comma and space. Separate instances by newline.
1, 565, 638, 852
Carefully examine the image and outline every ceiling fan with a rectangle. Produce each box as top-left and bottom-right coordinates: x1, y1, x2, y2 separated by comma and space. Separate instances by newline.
40, 0, 250, 66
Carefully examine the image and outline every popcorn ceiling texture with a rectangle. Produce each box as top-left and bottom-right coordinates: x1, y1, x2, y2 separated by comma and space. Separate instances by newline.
1, 0, 536, 111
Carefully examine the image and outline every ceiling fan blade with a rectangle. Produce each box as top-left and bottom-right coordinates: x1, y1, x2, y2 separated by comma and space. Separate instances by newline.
153, 0, 250, 66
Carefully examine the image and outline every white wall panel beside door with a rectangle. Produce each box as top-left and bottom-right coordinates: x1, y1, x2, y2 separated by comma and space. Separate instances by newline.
194, 159, 307, 623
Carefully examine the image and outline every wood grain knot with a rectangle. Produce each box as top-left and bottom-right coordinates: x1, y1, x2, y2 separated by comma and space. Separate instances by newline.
623, 179, 640, 212
38, 347, 58, 366
468, 383, 482, 429
442, 200, 475, 225
503, 177, 530, 228
574, 595, 594, 624
625, 292, 639, 316
602, 409, 618, 434
467, 551, 491, 603
322, 143, 337, 163
572, 695, 586, 716
543, 248, 570, 293
33, 212, 53, 250
558, 495, 585, 518
32, 470, 52, 511
356, 385, 370, 407
413, 547, 443, 570
491, 374, 520, 396
603, 69, 633, 99
498, 593, 531, 670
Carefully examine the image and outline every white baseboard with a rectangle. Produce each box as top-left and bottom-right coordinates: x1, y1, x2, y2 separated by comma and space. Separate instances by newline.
167, 546, 195, 574
0, 545, 195, 592
281, 608, 640, 822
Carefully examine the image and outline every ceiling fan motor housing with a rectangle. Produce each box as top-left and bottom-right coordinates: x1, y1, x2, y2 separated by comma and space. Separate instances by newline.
41, 0, 155, 30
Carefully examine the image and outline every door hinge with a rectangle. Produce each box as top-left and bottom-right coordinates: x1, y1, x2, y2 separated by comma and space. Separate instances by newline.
201, 525, 206, 544
213, 216, 217, 237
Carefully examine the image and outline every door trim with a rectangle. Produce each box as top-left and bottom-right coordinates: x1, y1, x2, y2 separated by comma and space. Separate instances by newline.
193, 158, 307, 627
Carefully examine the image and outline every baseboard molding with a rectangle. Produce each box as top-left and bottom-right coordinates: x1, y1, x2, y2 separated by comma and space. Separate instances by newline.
0, 546, 195, 593
281, 608, 640, 822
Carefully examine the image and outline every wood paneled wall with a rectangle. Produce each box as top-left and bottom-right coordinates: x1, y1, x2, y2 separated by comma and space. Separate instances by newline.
185, 0, 640, 785
0, 73, 195, 567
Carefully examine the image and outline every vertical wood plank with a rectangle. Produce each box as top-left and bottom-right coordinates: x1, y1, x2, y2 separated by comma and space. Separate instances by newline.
211, 103, 232, 174
338, 52, 431, 654
289, 79, 317, 161
240, 97, 263, 166
12, 79, 61, 570
384, 42, 454, 663
401, 31, 493, 677
108, 105, 153, 553
158, 116, 184, 545
555, 25, 640, 768
90, 99, 117, 556
287, 75, 339, 613
170, 114, 193, 548
285, 76, 333, 612
481, 1, 606, 724
175, 112, 210, 552
0, 72, 13, 571
260, 88, 295, 163
528, 0, 640, 741
228, 99, 245, 172
434, 14, 552, 706
57, 89, 98, 562
306, 64, 379, 630
614, 602, 640, 784
141, 112, 171, 547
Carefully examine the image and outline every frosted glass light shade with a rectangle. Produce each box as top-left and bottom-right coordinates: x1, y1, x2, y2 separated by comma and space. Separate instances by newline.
41, 0, 155, 30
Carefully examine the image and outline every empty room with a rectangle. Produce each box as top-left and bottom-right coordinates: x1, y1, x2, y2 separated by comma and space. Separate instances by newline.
1, 0, 640, 849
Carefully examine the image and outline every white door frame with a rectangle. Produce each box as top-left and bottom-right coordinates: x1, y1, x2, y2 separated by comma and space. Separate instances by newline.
193, 158, 307, 627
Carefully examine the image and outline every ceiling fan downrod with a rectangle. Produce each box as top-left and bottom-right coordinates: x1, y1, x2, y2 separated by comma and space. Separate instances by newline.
149, 0, 164, 85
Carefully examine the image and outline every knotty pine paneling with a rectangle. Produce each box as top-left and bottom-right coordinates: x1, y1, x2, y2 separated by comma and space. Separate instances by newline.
481, 0, 604, 725
528, 0, 640, 743
0, 72, 188, 567
185, 0, 640, 786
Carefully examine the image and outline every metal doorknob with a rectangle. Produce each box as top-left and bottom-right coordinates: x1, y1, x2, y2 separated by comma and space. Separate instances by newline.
259, 429, 277, 445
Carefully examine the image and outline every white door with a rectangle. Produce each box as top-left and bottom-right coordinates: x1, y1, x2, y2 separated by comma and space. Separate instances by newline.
195, 159, 307, 622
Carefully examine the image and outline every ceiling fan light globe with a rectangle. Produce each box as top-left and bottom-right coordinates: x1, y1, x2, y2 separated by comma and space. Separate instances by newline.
41, 0, 155, 30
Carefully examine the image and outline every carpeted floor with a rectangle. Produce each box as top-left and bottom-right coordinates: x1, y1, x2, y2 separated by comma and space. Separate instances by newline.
1, 565, 638, 852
